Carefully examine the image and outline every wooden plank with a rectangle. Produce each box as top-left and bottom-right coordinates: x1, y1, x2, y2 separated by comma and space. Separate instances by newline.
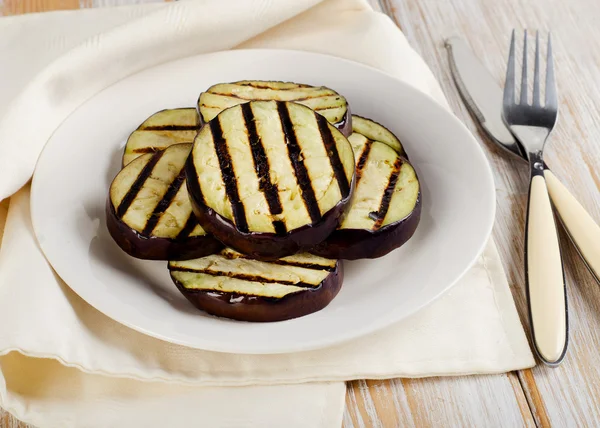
0, 0, 166, 15
0, 0, 83, 15
518, 369, 552, 427
379, 0, 600, 426
507, 371, 539, 426
344, 379, 416, 428
0, 411, 22, 428
402, 376, 535, 427
344, 375, 534, 427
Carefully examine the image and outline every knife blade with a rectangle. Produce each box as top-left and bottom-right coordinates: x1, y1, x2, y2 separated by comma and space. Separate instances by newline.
445, 37, 526, 159
445, 36, 600, 288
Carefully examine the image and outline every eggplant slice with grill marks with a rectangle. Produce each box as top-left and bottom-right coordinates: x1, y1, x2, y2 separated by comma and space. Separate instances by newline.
351, 115, 406, 157
122, 108, 199, 166
107, 143, 222, 260
198, 80, 351, 136
169, 248, 342, 322
311, 116, 421, 260
186, 100, 355, 260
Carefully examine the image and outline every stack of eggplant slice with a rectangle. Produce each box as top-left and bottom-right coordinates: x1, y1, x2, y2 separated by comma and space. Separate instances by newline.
106, 80, 421, 322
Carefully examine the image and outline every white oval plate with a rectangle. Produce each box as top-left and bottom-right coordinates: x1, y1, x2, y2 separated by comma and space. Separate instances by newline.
31, 49, 495, 354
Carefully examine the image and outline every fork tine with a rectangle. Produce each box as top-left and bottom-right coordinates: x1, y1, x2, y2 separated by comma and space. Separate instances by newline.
532, 31, 541, 106
503, 29, 516, 107
520, 30, 528, 105
545, 33, 558, 109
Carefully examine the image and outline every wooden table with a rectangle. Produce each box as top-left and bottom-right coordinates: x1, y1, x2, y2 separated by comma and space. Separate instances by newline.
2, 0, 600, 426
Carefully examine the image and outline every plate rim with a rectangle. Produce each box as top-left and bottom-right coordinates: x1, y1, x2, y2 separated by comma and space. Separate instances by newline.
30, 48, 496, 354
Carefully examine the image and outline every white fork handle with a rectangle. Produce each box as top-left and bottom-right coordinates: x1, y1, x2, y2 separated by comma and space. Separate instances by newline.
546, 170, 600, 283
527, 174, 568, 365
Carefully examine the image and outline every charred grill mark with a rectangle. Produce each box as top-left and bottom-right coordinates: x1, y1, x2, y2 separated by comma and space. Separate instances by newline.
210, 118, 249, 233
291, 92, 337, 101
116, 151, 164, 218
142, 168, 186, 236
220, 251, 336, 272
239, 83, 285, 90
272, 221, 287, 235
316, 114, 350, 197
373, 157, 404, 230
277, 102, 322, 223
170, 267, 317, 288
237, 82, 309, 90
241, 103, 286, 235
207, 89, 336, 102
139, 125, 198, 131
269, 260, 335, 272
179, 289, 305, 300
176, 212, 199, 240
313, 105, 345, 111
185, 154, 206, 207
207, 91, 245, 100
207, 91, 310, 102
132, 147, 163, 154
355, 140, 373, 187
200, 104, 232, 110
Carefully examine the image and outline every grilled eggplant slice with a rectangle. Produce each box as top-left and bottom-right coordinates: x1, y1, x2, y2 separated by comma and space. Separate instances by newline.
186, 100, 356, 260
352, 115, 406, 157
311, 116, 421, 260
198, 80, 351, 136
107, 143, 222, 260
122, 108, 199, 166
169, 248, 342, 322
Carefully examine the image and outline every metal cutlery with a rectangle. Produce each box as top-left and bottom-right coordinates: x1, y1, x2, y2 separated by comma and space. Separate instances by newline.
502, 30, 567, 365
446, 35, 600, 366
445, 38, 600, 289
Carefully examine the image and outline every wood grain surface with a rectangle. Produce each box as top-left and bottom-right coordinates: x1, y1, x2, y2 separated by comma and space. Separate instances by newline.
1, 0, 600, 426
374, 0, 600, 426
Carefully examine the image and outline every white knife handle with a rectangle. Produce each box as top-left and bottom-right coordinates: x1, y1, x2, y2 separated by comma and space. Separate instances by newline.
526, 174, 568, 365
546, 170, 600, 283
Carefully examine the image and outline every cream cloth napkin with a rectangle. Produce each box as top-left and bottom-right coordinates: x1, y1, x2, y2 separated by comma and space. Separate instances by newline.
0, 1, 535, 427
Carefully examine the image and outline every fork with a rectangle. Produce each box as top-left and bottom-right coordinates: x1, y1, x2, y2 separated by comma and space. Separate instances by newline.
502, 30, 568, 366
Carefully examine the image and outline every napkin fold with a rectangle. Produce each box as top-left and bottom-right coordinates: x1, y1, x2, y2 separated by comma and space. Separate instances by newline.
0, 1, 534, 427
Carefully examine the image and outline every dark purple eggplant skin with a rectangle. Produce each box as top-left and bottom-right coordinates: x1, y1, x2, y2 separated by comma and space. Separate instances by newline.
197, 103, 352, 138
185, 155, 356, 260
310, 194, 422, 260
171, 261, 343, 322
105, 197, 223, 261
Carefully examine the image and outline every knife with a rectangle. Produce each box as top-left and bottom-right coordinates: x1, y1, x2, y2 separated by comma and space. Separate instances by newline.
445, 38, 600, 288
